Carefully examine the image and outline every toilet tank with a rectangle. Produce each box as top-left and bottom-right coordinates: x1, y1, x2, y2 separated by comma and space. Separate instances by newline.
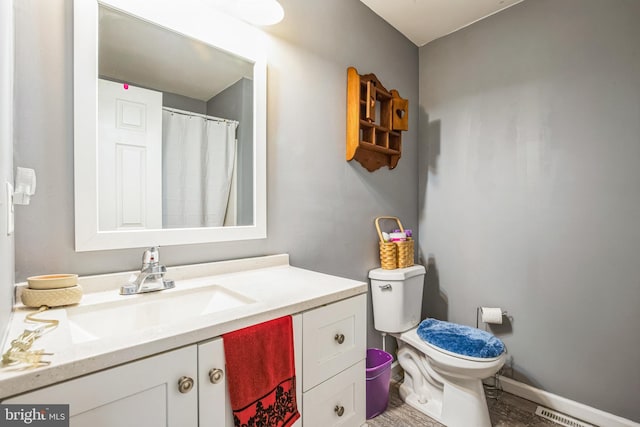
369, 265, 426, 333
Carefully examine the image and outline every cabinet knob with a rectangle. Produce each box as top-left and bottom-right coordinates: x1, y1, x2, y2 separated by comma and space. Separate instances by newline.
178, 376, 194, 394
334, 405, 345, 417
209, 368, 224, 384
334, 333, 345, 344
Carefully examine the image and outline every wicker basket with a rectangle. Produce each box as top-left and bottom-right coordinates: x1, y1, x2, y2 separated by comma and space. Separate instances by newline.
396, 239, 414, 268
375, 216, 414, 270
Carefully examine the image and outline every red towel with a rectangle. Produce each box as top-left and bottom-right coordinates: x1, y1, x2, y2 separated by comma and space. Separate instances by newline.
223, 316, 300, 427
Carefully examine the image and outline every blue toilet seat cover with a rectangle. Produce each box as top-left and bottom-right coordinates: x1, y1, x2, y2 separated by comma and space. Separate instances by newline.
417, 318, 505, 358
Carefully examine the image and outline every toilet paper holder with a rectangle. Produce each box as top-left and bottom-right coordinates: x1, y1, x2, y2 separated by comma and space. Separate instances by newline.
475, 307, 508, 328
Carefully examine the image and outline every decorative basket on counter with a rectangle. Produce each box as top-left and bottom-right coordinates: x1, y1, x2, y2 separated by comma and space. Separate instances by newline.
375, 216, 414, 270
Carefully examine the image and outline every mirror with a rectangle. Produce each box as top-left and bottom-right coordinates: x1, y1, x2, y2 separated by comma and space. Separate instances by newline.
74, 0, 267, 251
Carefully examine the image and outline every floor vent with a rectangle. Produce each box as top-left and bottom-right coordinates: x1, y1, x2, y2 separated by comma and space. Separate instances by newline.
535, 406, 595, 427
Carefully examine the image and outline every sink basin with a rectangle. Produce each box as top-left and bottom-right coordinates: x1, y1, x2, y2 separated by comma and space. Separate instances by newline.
67, 285, 254, 343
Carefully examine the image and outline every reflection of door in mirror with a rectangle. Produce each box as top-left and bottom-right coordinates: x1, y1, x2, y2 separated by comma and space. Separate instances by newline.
98, 79, 240, 231
98, 79, 162, 231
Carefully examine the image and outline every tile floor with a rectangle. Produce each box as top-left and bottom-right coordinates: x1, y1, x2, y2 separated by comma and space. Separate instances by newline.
366, 380, 559, 427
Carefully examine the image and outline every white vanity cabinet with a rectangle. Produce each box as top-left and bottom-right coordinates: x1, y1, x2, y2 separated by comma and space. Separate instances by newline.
4, 345, 200, 426
301, 294, 367, 427
2, 294, 366, 427
4, 320, 304, 427
3, 338, 252, 427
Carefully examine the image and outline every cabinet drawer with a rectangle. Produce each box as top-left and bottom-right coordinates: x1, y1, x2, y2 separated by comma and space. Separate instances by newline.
302, 294, 366, 391
302, 360, 365, 427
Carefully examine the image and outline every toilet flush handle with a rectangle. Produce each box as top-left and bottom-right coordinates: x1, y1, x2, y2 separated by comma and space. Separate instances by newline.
379, 284, 392, 291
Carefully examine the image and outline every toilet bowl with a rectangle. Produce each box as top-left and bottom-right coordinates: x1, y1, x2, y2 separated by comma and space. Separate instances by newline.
369, 265, 505, 427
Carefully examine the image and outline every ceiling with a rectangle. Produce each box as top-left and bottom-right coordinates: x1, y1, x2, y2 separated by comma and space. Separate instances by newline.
98, 1, 524, 99
99, 6, 254, 102
360, 0, 524, 47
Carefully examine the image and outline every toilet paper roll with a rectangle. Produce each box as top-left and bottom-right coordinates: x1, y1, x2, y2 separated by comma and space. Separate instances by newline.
481, 307, 503, 324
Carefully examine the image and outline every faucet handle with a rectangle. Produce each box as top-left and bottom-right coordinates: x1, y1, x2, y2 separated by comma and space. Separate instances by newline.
142, 246, 160, 268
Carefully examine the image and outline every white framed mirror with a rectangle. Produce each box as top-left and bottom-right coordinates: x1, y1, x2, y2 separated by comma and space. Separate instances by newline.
74, 0, 267, 251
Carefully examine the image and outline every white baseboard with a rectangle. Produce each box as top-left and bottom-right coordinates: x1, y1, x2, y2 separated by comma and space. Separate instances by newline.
498, 376, 640, 427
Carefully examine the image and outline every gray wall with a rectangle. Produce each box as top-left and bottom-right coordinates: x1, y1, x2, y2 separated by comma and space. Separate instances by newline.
163, 91, 207, 114
13, 0, 418, 352
418, 0, 640, 421
207, 78, 254, 226
0, 0, 15, 343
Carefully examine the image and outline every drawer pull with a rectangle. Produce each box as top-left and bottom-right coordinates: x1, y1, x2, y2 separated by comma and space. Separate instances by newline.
209, 368, 224, 384
334, 405, 345, 417
178, 376, 194, 394
334, 333, 345, 344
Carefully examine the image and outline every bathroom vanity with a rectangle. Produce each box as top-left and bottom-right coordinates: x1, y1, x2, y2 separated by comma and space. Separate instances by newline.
0, 255, 368, 427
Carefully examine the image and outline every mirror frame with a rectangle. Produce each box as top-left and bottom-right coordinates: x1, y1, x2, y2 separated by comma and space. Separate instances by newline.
74, 0, 267, 251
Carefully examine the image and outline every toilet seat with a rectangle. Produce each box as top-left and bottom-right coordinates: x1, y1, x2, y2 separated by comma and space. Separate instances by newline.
402, 326, 503, 362
400, 327, 505, 376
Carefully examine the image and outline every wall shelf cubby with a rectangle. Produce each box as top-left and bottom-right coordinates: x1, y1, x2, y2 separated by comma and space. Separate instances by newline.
346, 67, 408, 172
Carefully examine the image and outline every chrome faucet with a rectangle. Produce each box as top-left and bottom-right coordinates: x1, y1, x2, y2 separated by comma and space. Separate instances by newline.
120, 247, 175, 295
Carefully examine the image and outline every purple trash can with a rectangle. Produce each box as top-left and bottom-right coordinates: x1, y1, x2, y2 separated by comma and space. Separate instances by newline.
366, 348, 393, 419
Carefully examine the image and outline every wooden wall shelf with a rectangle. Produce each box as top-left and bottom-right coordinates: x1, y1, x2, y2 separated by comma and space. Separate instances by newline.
346, 67, 408, 172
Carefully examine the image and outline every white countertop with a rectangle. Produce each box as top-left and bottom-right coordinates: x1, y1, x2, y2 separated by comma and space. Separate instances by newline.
0, 254, 368, 399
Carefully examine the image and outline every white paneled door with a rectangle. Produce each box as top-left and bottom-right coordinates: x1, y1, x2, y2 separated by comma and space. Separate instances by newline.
98, 79, 162, 230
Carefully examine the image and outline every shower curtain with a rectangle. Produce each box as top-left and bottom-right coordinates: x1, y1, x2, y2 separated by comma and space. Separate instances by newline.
162, 109, 238, 228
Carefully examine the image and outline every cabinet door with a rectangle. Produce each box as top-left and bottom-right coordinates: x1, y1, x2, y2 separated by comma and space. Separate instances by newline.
302, 360, 366, 427
199, 316, 303, 427
3, 346, 198, 427
292, 314, 303, 427
198, 337, 232, 426
302, 294, 366, 391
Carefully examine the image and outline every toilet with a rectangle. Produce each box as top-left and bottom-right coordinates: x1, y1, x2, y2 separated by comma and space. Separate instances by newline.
369, 265, 506, 427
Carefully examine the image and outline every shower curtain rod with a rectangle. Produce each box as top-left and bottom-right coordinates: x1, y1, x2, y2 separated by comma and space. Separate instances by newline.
162, 106, 238, 126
